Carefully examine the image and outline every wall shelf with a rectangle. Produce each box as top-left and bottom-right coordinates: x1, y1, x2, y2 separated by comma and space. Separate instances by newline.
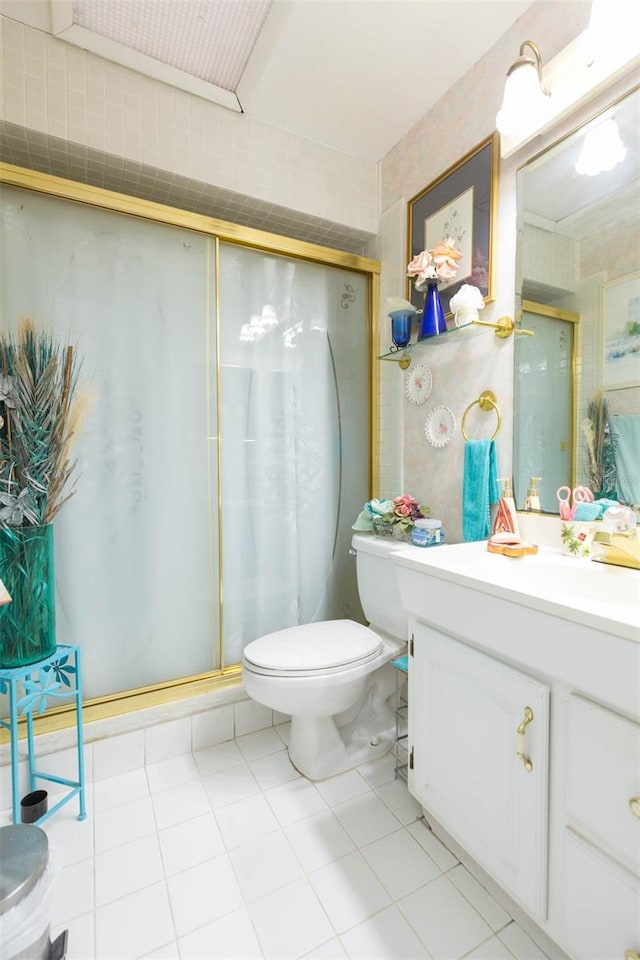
379, 320, 484, 367
379, 315, 532, 367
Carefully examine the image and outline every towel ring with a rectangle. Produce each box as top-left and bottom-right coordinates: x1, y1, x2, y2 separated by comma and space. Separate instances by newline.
461, 390, 502, 441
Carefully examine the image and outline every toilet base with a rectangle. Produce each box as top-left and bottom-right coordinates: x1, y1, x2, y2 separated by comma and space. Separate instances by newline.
287, 665, 396, 780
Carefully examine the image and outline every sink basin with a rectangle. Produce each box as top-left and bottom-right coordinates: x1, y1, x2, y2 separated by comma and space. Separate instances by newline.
523, 553, 638, 608
392, 541, 639, 642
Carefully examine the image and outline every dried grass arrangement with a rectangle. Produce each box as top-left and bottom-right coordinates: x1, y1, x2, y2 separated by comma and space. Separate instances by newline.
0, 317, 85, 529
581, 395, 617, 499
0, 318, 86, 666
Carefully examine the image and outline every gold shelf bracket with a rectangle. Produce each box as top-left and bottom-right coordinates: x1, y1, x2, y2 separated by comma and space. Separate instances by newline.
380, 351, 411, 370
472, 316, 535, 338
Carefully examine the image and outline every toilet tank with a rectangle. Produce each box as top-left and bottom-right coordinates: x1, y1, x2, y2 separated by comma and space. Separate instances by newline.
352, 533, 411, 640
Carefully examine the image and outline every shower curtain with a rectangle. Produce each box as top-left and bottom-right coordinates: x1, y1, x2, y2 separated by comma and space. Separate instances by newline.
219, 245, 368, 665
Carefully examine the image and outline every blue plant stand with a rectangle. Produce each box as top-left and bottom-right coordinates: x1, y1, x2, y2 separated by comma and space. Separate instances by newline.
0, 643, 86, 825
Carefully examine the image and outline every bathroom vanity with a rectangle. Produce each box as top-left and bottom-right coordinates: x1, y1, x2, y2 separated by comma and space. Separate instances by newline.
392, 542, 639, 960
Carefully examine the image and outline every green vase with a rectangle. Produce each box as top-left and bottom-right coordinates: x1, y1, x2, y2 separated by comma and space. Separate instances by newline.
0, 524, 56, 668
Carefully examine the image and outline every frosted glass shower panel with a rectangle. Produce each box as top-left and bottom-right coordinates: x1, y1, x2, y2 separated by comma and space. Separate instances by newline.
0, 186, 219, 698
514, 310, 574, 512
218, 245, 370, 664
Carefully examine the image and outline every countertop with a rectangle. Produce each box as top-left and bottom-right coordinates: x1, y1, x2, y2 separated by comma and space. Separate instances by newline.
392, 541, 640, 643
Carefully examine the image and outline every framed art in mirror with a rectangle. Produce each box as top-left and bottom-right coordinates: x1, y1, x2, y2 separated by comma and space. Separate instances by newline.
603, 271, 640, 390
407, 133, 498, 317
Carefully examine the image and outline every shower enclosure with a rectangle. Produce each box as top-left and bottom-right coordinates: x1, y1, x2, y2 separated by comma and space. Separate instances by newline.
0, 166, 378, 708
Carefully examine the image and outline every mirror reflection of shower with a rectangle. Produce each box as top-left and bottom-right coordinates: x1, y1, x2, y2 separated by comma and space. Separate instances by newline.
514, 85, 640, 513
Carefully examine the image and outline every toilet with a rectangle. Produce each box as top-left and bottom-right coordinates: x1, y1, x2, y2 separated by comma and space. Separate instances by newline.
241, 533, 412, 780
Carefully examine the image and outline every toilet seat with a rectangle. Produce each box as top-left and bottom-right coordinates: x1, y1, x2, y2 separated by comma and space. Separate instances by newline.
242, 620, 383, 678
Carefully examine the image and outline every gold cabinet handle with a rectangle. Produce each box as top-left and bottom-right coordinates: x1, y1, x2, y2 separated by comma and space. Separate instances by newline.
624, 951, 640, 960
629, 797, 640, 820
516, 706, 534, 772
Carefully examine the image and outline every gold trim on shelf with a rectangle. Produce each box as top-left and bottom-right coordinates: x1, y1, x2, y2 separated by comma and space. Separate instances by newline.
461, 390, 502, 441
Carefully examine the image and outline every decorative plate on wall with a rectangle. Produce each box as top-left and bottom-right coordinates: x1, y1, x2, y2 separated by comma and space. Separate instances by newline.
405, 362, 432, 405
425, 405, 456, 448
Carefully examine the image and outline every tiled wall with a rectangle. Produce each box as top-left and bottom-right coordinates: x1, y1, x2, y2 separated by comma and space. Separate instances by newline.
522, 224, 576, 299
0, 13, 379, 248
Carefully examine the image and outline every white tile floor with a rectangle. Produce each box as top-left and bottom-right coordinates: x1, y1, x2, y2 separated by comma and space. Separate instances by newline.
38, 724, 552, 960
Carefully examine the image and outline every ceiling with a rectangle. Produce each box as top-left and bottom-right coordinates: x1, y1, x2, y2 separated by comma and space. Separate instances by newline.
2, 0, 537, 161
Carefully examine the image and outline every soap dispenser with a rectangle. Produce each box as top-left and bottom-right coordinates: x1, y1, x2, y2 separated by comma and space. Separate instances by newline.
503, 477, 520, 535
524, 477, 541, 512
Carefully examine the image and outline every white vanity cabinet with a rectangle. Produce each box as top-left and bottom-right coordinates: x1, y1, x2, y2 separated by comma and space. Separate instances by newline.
562, 696, 640, 960
393, 541, 640, 960
409, 623, 550, 920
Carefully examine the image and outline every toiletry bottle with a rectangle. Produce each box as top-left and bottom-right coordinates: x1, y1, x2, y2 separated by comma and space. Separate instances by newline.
411, 518, 445, 547
503, 477, 520, 536
524, 477, 541, 512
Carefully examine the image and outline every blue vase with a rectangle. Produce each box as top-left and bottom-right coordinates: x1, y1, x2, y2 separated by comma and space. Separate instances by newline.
418, 282, 447, 339
0, 524, 56, 667
388, 309, 414, 348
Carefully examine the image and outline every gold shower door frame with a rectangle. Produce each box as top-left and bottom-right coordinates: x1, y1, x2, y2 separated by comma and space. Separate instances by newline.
0, 162, 381, 735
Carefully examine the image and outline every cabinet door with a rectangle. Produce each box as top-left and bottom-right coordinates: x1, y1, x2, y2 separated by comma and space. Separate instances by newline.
409, 624, 549, 920
563, 828, 640, 960
566, 695, 640, 878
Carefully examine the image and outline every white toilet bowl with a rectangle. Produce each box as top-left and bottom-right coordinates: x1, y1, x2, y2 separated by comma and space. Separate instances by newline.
242, 533, 413, 780
242, 618, 404, 780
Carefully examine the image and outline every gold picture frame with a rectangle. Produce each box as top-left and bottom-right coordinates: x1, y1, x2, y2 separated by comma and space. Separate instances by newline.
407, 133, 499, 317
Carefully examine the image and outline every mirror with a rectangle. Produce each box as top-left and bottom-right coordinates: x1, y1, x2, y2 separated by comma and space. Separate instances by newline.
514, 85, 640, 514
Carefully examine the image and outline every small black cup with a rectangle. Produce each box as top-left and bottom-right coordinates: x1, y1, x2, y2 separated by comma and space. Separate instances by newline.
20, 789, 48, 823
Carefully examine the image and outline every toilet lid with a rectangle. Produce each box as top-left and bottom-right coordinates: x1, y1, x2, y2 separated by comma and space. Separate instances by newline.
243, 620, 383, 673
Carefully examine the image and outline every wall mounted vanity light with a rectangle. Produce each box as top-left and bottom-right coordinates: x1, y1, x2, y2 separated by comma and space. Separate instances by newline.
496, 41, 551, 138
499, 1, 640, 158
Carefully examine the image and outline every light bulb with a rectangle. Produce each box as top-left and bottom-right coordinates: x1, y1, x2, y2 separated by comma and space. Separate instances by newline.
575, 118, 626, 176
583, 0, 640, 66
496, 63, 551, 137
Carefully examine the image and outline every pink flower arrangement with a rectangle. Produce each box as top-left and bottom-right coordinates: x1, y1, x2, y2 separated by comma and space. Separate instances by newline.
407, 238, 463, 291
392, 494, 423, 521
379, 494, 430, 537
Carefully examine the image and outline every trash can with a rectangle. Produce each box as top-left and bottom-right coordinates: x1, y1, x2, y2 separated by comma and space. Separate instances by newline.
0, 825, 67, 960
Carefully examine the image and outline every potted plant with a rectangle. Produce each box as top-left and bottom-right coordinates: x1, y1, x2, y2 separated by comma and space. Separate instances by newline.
0, 318, 84, 667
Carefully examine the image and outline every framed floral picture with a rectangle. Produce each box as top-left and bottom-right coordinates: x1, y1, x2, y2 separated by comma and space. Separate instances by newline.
407, 133, 498, 317
602, 271, 640, 390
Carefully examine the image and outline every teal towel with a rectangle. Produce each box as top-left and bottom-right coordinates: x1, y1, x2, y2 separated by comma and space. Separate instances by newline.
612, 415, 640, 506
463, 439, 500, 542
